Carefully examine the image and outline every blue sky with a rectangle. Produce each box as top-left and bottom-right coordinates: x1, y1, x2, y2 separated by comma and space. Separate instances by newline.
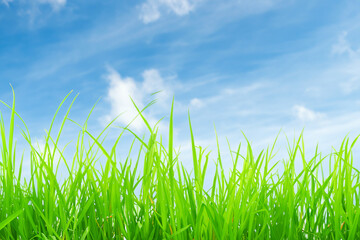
1, 0, 360, 173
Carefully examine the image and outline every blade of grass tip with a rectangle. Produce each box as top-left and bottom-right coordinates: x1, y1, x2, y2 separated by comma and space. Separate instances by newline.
109, 131, 126, 160
84, 97, 102, 127
68, 98, 102, 176
168, 97, 178, 237
3, 85, 16, 206
86, 129, 116, 217
268, 129, 281, 163
121, 127, 149, 150
41, 90, 73, 167
214, 125, 223, 172
169, 97, 175, 184
226, 137, 234, 164
150, 90, 163, 96
130, 96, 156, 133
153, 116, 165, 132
0, 86, 16, 230
0, 112, 8, 155
188, 110, 199, 187
201, 151, 210, 189
0, 99, 31, 143
50, 93, 79, 163
84, 130, 111, 161
241, 130, 254, 165
45, 132, 72, 176
43, 89, 73, 141
7, 84, 16, 166
112, 97, 159, 151
350, 134, 360, 152
83, 113, 123, 158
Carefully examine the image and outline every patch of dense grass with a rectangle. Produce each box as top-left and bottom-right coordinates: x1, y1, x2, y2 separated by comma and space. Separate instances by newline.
1, 90, 360, 239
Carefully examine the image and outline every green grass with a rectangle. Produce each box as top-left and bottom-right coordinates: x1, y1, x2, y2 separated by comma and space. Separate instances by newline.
1, 90, 360, 239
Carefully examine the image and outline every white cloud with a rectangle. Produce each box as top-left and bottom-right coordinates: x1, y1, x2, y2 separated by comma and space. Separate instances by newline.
162, 0, 194, 15
139, 0, 161, 23
190, 98, 204, 108
139, 0, 196, 24
142, 69, 171, 102
292, 105, 324, 122
104, 68, 146, 131
103, 67, 172, 132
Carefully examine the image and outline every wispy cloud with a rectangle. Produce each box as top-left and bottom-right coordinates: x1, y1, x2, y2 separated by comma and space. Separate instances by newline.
292, 105, 324, 122
1, 0, 13, 7
188, 82, 267, 109
332, 31, 358, 57
340, 76, 360, 94
37, 0, 66, 11
3, 0, 68, 28
329, 31, 360, 94
2, 0, 66, 9
139, 0, 198, 23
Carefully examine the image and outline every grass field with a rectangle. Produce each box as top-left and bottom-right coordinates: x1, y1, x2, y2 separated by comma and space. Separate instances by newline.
1, 91, 360, 239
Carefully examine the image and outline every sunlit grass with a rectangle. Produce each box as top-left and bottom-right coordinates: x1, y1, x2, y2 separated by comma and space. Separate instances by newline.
1, 90, 360, 239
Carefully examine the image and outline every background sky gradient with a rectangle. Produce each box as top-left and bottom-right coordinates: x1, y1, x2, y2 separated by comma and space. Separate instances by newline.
1, 0, 360, 176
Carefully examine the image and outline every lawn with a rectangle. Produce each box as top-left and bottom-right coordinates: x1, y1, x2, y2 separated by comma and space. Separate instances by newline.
1, 91, 360, 239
